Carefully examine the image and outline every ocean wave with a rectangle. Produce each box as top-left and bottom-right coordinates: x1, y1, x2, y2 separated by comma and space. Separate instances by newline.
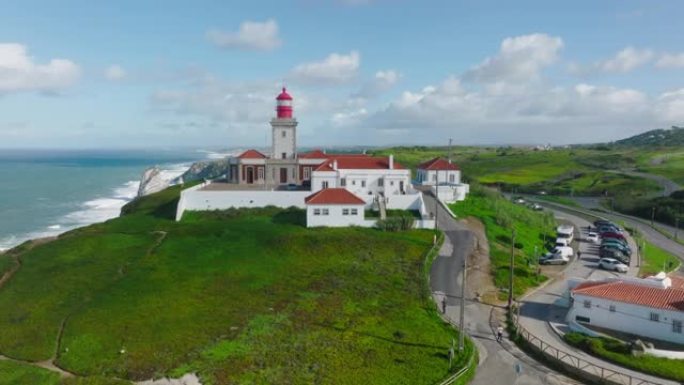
0, 162, 189, 253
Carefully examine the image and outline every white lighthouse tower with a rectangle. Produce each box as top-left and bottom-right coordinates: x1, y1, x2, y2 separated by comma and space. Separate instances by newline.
271, 87, 297, 160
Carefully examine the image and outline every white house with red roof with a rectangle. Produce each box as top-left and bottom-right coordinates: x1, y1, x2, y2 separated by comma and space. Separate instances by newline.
304, 188, 371, 227
567, 273, 684, 345
416, 157, 469, 203
175, 87, 445, 228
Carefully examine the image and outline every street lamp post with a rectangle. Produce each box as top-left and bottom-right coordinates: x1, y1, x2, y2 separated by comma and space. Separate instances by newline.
508, 229, 516, 309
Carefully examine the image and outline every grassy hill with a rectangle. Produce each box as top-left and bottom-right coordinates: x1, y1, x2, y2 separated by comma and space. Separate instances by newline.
614, 126, 684, 147
0, 186, 472, 385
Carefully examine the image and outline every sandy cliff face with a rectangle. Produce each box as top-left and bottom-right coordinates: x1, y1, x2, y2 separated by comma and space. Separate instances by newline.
179, 158, 230, 183
137, 167, 169, 197
136, 159, 231, 198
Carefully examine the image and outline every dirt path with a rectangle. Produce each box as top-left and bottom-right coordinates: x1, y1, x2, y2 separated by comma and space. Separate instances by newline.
460, 217, 499, 304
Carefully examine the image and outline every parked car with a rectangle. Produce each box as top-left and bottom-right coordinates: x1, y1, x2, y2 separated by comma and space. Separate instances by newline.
598, 258, 629, 273
552, 246, 574, 258
601, 237, 628, 247
602, 232, 626, 241
513, 196, 526, 204
555, 238, 571, 247
594, 219, 614, 228
600, 243, 632, 257
539, 252, 569, 265
598, 225, 622, 234
586, 232, 600, 243
599, 248, 629, 264
557, 224, 575, 244
530, 203, 543, 211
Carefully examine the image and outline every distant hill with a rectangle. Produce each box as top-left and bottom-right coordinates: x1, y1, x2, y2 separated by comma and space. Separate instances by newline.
614, 126, 684, 147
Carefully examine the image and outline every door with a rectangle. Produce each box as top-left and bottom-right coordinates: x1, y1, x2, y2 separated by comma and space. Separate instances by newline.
280, 168, 288, 184
399, 180, 405, 194
246, 167, 254, 184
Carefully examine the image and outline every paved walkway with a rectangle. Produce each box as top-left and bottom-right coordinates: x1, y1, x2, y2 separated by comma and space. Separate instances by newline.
423, 192, 578, 385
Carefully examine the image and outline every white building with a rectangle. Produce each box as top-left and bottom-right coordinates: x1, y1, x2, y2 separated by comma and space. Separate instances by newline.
567, 273, 684, 345
305, 188, 371, 227
175, 87, 445, 228
416, 157, 469, 203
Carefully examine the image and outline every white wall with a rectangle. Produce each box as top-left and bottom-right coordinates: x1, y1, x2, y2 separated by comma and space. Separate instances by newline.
567, 293, 684, 345
418, 169, 461, 185
306, 204, 369, 227
177, 187, 309, 221
435, 184, 470, 203
311, 168, 411, 198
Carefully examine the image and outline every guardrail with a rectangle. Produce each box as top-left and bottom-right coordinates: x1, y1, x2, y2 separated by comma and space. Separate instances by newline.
437, 353, 475, 385
512, 314, 663, 385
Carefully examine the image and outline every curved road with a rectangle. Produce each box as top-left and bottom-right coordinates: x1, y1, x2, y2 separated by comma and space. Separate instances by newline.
423, 191, 577, 385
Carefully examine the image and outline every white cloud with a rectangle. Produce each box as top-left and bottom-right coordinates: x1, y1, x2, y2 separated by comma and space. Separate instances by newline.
290, 51, 360, 84
0, 43, 80, 93
655, 53, 684, 68
206, 19, 282, 51
104, 64, 126, 81
464, 33, 563, 84
656, 89, 684, 121
353, 69, 400, 97
595, 47, 653, 73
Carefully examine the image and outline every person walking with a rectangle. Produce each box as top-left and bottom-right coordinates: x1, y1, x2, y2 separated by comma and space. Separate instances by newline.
496, 326, 504, 342
577, 250, 582, 260
441, 297, 447, 314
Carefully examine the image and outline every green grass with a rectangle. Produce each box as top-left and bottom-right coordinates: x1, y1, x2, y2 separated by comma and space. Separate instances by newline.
449, 186, 552, 298
564, 332, 684, 382
536, 195, 580, 207
0, 186, 470, 384
639, 240, 681, 276
0, 360, 61, 385
0, 253, 14, 276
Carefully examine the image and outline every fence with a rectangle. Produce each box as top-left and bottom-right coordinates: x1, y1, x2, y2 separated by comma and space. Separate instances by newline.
512, 314, 664, 385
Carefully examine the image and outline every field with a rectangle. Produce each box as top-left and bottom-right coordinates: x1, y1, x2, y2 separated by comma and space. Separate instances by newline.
449, 186, 553, 299
0, 186, 472, 385
564, 332, 684, 382
638, 239, 681, 276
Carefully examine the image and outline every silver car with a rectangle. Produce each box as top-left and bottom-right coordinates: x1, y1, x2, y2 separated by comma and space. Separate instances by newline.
598, 258, 628, 273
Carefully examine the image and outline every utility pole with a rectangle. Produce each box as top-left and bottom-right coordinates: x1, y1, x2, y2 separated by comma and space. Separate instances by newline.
675, 217, 679, 241
458, 251, 466, 351
651, 206, 656, 228
508, 229, 516, 309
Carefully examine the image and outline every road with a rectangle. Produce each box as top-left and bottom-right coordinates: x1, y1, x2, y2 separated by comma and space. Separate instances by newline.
423, 191, 578, 385
610, 170, 682, 197
517, 209, 679, 385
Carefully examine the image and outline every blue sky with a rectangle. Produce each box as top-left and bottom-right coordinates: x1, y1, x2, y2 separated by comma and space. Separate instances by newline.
1, 0, 684, 148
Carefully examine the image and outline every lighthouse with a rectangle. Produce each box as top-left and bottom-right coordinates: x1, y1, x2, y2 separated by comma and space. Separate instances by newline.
271, 87, 298, 161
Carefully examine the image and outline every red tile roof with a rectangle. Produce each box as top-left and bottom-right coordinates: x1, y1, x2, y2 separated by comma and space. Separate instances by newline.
417, 157, 459, 171
312, 156, 405, 171
572, 279, 684, 312
305, 188, 366, 205
238, 149, 267, 159
299, 150, 328, 159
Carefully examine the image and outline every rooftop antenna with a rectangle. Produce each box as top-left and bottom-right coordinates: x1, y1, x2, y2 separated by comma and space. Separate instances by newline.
448, 138, 453, 162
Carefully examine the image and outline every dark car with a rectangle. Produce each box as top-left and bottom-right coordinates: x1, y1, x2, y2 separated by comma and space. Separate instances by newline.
600, 243, 632, 256
598, 225, 622, 235
601, 238, 630, 250
594, 219, 614, 228
599, 248, 630, 264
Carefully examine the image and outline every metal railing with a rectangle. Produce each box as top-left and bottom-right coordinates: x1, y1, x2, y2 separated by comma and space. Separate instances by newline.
513, 315, 664, 385
437, 354, 475, 385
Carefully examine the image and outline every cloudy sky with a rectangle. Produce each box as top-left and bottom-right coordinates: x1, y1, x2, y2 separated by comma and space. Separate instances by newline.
1, 0, 684, 148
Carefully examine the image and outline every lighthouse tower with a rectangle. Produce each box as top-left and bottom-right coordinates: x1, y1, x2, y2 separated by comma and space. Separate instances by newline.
271, 87, 298, 160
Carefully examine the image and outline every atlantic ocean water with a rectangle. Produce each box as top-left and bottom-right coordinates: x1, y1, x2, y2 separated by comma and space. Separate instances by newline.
0, 149, 207, 251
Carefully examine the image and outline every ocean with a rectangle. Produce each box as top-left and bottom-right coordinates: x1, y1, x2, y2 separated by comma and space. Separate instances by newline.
0, 148, 221, 251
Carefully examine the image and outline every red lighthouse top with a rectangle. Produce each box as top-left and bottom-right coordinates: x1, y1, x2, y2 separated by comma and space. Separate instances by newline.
276, 87, 293, 118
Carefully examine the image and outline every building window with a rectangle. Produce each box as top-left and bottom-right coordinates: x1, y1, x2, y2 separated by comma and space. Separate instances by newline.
378, 178, 384, 187
361, 180, 366, 188
313, 209, 321, 216
322, 181, 329, 189
282, 152, 287, 159
390, 181, 394, 186
650, 313, 660, 322
351, 208, 358, 215
449, 174, 455, 183
322, 208, 329, 216
342, 208, 349, 215
282, 130, 286, 138
352, 180, 356, 186
340, 178, 346, 187
674, 320, 682, 334
609, 305, 616, 313
583, 300, 591, 309
432, 174, 437, 182
303, 167, 311, 180
258, 167, 264, 180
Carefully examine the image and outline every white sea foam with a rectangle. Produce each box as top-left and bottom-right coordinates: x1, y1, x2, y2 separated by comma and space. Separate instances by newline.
0, 162, 190, 253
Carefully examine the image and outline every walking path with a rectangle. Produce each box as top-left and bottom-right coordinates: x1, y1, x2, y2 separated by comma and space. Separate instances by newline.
423, 191, 578, 385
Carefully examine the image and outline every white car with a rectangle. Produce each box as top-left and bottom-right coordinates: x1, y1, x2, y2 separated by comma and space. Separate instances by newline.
539, 252, 569, 265
598, 258, 628, 273
552, 246, 574, 258
586, 232, 599, 243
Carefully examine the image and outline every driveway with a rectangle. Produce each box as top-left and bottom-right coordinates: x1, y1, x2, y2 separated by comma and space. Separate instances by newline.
423, 191, 578, 385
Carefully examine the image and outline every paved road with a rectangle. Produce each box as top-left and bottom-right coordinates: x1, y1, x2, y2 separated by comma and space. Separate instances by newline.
518, 209, 679, 385
423, 191, 577, 385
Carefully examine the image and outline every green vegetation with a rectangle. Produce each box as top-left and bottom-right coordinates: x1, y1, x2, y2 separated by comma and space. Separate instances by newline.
564, 332, 684, 382
637, 239, 681, 276
614, 190, 684, 229
449, 186, 552, 298
0, 361, 61, 385
0, 253, 14, 276
0, 185, 470, 384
